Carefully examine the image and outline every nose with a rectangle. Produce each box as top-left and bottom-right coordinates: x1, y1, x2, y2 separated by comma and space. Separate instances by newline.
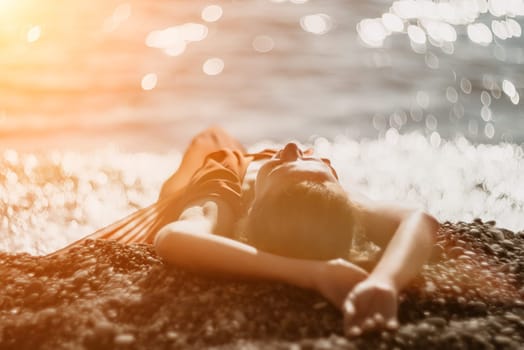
279, 142, 303, 161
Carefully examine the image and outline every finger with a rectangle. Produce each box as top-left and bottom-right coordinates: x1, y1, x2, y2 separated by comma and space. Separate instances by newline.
386, 318, 399, 330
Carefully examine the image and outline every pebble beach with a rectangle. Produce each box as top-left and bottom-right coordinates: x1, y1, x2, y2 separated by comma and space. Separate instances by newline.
1, 220, 523, 349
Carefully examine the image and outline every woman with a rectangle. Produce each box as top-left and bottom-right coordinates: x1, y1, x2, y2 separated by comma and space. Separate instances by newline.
56, 127, 440, 337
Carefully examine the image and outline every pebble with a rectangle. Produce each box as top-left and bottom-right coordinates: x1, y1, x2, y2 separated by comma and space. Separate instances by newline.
468, 301, 487, 312
489, 244, 503, 253
500, 326, 514, 335
501, 239, 515, 249
114, 333, 136, 345
94, 321, 114, 336
488, 229, 505, 241
451, 285, 462, 294
424, 281, 437, 293
493, 335, 512, 346
469, 229, 481, 238
165, 331, 178, 340
504, 312, 520, 323
448, 246, 464, 259
425, 317, 446, 327
417, 322, 435, 334
38, 307, 57, 319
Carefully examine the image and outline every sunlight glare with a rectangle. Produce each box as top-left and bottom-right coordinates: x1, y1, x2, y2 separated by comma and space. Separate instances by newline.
407, 25, 426, 45
203, 58, 224, 75
392, 0, 419, 19
357, 19, 387, 47
201, 5, 223, 22
361, 0, 524, 49
141, 73, 157, 91
381, 13, 403, 32
502, 79, 516, 98
467, 23, 493, 46
506, 18, 522, 37
300, 13, 332, 35
146, 23, 208, 57
164, 41, 186, 56
484, 123, 495, 139
492, 20, 509, 40
26, 25, 41, 43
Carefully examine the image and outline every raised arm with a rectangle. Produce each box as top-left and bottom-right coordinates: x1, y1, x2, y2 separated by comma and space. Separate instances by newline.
154, 198, 369, 307
343, 200, 440, 336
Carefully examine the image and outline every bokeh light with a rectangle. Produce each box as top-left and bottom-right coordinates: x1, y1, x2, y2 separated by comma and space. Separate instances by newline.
300, 13, 332, 35
146, 23, 208, 56
26, 25, 41, 43
467, 23, 493, 46
201, 5, 223, 22
359, 0, 524, 51
357, 19, 387, 47
407, 25, 427, 45
203, 58, 224, 75
141, 73, 157, 91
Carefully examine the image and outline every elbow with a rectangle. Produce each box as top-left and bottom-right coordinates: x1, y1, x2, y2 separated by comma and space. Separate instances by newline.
154, 224, 190, 266
154, 226, 172, 260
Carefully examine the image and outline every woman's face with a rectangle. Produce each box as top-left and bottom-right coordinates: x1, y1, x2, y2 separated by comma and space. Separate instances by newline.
255, 142, 339, 199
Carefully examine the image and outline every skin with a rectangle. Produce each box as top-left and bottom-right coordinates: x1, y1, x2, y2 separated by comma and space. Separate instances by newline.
154, 142, 440, 337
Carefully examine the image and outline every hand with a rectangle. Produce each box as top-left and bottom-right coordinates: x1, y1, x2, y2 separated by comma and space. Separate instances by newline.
313, 259, 368, 309
343, 278, 399, 337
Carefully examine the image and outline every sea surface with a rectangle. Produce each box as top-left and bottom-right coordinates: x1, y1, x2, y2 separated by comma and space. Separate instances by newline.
0, 0, 523, 254
1, 0, 523, 149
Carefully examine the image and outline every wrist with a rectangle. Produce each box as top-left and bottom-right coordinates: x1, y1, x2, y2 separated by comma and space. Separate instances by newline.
366, 273, 399, 292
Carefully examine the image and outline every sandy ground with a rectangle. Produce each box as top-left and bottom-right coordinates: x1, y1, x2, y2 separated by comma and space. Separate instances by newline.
1, 220, 523, 349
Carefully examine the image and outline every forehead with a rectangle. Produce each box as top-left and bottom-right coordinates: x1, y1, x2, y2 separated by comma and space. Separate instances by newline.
267, 159, 335, 184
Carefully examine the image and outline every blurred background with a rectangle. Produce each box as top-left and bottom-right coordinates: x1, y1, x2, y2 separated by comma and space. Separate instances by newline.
1, 0, 523, 151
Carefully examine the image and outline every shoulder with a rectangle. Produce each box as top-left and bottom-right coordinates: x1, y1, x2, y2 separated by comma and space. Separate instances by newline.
349, 190, 425, 248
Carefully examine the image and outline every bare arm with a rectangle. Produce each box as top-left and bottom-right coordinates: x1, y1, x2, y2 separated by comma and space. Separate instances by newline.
366, 209, 439, 290
154, 199, 368, 306
343, 198, 440, 335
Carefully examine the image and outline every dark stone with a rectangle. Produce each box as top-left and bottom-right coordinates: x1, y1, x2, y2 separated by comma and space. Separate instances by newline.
469, 229, 481, 238
448, 246, 464, 259
500, 239, 515, 250
468, 301, 487, 313
425, 317, 446, 328
493, 335, 513, 346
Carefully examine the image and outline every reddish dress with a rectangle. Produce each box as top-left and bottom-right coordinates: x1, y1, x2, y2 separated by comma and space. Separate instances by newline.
50, 127, 276, 255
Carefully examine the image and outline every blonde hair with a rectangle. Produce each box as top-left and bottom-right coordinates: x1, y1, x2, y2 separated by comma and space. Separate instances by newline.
241, 181, 360, 260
